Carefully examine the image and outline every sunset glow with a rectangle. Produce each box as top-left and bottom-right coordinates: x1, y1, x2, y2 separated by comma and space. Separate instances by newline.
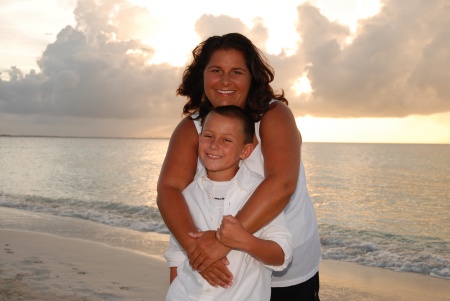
0, 0, 449, 143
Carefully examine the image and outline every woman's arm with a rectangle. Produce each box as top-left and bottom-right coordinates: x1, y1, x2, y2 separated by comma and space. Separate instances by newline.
156, 117, 200, 250
236, 102, 300, 232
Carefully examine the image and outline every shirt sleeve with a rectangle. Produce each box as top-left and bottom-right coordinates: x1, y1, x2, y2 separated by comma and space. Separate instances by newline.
164, 234, 187, 268
258, 212, 293, 271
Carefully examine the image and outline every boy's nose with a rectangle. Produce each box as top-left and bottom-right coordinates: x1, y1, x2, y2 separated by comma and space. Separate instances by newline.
209, 140, 218, 150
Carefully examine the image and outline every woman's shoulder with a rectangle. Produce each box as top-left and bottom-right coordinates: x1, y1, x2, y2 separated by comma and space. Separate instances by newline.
176, 116, 196, 128
171, 116, 199, 141
259, 101, 300, 141
261, 100, 295, 122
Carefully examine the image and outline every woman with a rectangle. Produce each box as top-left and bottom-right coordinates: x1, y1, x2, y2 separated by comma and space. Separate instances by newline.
157, 33, 321, 301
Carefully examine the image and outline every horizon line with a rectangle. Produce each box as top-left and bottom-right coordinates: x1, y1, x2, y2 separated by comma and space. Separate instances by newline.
1, 134, 449, 145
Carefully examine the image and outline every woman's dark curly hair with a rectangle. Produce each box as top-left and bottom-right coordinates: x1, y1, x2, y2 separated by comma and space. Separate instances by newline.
177, 33, 288, 122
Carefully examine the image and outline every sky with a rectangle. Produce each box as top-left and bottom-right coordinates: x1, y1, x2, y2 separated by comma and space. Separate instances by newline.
0, 0, 449, 143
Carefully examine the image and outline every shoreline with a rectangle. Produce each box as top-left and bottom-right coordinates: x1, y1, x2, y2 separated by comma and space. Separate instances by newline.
1, 207, 449, 300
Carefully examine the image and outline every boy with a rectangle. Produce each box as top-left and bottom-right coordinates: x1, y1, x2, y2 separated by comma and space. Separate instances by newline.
164, 105, 292, 301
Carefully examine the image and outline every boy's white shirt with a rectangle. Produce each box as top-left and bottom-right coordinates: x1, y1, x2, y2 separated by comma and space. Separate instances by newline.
164, 163, 293, 301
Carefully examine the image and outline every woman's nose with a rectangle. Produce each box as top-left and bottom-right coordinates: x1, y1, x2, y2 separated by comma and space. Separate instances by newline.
220, 73, 230, 85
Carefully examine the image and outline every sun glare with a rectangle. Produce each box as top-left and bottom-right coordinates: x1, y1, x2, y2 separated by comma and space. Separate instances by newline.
292, 72, 312, 96
296, 112, 450, 144
128, 0, 303, 66
314, 0, 382, 33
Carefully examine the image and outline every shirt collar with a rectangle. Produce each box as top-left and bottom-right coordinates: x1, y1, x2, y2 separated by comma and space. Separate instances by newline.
196, 162, 256, 193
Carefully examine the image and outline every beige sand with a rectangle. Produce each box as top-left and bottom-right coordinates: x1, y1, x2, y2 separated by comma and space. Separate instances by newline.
1, 207, 449, 301
1, 229, 169, 301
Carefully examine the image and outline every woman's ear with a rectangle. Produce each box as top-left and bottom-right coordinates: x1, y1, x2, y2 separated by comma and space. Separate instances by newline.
240, 143, 254, 160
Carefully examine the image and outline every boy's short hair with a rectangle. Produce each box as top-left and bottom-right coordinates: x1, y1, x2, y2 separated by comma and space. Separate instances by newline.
202, 106, 255, 144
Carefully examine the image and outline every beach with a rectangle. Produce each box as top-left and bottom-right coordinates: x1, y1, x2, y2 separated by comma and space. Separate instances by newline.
1, 229, 168, 301
1, 208, 449, 301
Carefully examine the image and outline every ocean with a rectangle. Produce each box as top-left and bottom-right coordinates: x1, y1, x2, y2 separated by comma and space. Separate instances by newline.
1, 136, 449, 279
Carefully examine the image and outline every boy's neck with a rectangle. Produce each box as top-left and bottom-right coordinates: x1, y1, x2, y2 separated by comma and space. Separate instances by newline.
206, 166, 240, 182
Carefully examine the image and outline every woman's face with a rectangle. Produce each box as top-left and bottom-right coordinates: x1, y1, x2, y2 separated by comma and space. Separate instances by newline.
203, 49, 252, 109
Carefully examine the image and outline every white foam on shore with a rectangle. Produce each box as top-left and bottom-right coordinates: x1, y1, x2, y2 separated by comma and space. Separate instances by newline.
0, 206, 169, 257
3, 195, 450, 279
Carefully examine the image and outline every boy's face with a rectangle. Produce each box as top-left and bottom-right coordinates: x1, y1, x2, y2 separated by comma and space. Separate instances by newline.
199, 113, 253, 181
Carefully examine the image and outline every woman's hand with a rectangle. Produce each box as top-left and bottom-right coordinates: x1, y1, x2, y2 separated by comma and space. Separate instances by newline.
188, 231, 233, 287
187, 231, 230, 271
199, 259, 233, 288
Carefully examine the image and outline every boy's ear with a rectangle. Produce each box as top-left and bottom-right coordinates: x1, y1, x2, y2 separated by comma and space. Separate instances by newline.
240, 143, 254, 160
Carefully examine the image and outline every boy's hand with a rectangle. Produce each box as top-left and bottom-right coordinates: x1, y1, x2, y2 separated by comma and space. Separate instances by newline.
216, 215, 252, 250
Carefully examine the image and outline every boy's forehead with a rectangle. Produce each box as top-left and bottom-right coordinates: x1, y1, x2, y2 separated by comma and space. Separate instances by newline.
205, 113, 238, 126
203, 114, 244, 133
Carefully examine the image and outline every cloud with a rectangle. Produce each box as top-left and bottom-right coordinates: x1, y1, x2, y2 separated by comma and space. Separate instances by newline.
0, 0, 449, 138
0, 0, 183, 124
289, 0, 450, 117
195, 14, 270, 50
